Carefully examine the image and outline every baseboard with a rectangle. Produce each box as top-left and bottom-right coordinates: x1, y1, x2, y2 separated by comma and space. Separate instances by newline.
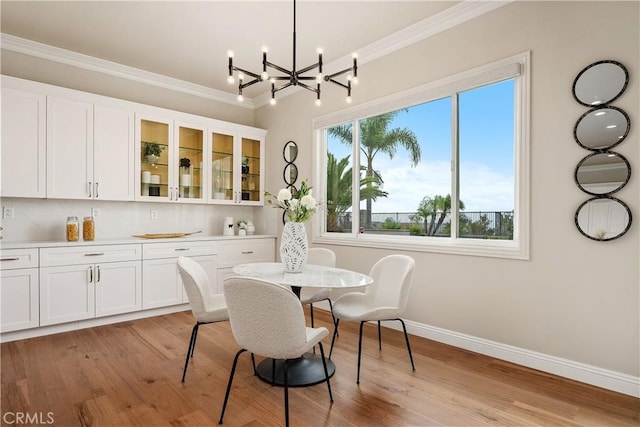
312, 302, 639, 398
0, 304, 190, 343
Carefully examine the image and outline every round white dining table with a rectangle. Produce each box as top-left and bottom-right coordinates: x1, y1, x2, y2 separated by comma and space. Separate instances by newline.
231, 262, 373, 387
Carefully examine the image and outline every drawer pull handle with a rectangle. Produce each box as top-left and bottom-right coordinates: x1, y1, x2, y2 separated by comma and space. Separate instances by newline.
1, 257, 20, 262
88, 266, 93, 283
242, 251, 254, 254
96, 266, 101, 283
174, 248, 190, 251
84, 253, 105, 257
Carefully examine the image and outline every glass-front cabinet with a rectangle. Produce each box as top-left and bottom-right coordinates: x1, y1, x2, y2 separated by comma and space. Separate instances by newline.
136, 116, 206, 203
137, 113, 265, 205
175, 121, 205, 203
210, 130, 264, 205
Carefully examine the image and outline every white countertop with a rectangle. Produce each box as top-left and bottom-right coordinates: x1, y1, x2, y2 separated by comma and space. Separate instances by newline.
0, 234, 277, 249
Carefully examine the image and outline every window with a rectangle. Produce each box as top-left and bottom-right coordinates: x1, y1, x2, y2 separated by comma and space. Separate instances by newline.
313, 52, 530, 259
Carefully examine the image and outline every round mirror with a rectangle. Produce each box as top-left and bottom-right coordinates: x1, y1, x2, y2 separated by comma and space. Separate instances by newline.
572, 60, 628, 107
283, 163, 298, 186
574, 106, 630, 151
283, 140, 298, 163
575, 151, 631, 196
575, 196, 632, 241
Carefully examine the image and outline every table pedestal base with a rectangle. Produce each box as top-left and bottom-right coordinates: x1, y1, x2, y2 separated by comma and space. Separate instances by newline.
255, 353, 335, 387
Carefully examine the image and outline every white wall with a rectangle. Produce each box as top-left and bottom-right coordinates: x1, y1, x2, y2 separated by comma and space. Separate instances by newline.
255, 0, 640, 382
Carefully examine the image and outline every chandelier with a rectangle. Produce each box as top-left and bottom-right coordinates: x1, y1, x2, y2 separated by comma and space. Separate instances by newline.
226, 0, 358, 106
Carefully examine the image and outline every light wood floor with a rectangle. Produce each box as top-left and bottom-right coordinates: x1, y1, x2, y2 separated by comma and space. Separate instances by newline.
2, 309, 638, 426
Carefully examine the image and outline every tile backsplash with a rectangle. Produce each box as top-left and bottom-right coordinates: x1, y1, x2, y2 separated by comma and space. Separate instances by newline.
0, 198, 260, 242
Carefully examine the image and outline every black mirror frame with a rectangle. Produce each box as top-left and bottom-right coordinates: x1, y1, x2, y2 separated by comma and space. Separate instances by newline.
575, 196, 632, 241
572, 60, 629, 107
574, 151, 631, 196
573, 106, 630, 151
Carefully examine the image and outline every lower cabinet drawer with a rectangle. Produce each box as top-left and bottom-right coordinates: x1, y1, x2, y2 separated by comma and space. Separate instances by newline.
218, 238, 275, 267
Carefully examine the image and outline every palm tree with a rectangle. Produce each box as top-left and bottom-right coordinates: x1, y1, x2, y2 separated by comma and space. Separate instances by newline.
328, 111, 421, 228
326, 153, 387, 232
412, 194, 465, 236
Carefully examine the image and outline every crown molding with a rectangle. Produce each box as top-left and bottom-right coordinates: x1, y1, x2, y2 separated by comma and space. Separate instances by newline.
1, 0, 511, 110
0, 33, 253, 109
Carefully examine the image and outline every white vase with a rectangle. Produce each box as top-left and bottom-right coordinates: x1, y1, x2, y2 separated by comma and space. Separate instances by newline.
280, 222, 308, 273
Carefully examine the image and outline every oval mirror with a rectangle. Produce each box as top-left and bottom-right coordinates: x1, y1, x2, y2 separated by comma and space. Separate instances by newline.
572, 60, 628, 107
283, 140, 298, 163
575, 151, 630, 196
283, 163, 298, 186
575, 197, 632, 241
574, 106, 630, 151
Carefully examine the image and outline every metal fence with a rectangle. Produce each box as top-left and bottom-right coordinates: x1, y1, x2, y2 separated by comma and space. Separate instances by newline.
337, 210, 514, 238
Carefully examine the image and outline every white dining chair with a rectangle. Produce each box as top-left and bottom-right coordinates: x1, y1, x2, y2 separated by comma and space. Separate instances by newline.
299, 248, 337, 329
177, 256, 228, 382
219, 276, 333, 427
329, 254, 416, 383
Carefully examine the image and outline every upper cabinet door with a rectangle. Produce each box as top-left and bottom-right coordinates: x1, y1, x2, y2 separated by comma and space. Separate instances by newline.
209, 130, 265, 205
46, 96, 94, 199
93, 105, 135, 201
0, 87, 47, 198
175, 121, 206, 203
136, 115, 173, 202
240, 136, 263, 205
210, 130, 236, 203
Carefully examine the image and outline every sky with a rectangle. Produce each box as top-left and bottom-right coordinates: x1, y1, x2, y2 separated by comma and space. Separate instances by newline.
327, 79, 515, 213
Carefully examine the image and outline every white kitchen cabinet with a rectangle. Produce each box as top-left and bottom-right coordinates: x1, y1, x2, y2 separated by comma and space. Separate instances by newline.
39, 245, 142, 326
142, 241, 217, 309
47, 97, 135, 200
135, 115, 208, 203
0, 249, 39, 332
209, 128, 266, 205
216, 238, 275, 294
0, 86, 47, 198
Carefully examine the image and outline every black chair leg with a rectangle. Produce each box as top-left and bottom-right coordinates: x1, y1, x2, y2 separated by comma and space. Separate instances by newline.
327, 299, 339, 337
271, 359, 276, 386
377, 320, 382, 350
356, 321, 365, 384
251, 353, 257, 375
318, 343, 333, 402
219, 348, 246, 424
181, 323, 199, 382
283, 359, 290, 427
309, 303, 315, 328
329, 319, 340, 359
190, 323, 201, 358
398, 318, 415, 370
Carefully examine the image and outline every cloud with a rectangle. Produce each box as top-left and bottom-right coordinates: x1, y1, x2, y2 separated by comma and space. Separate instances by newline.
363, 157, 513, 213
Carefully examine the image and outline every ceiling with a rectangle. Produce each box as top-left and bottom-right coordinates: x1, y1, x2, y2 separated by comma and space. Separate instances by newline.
0, 1, 459, 101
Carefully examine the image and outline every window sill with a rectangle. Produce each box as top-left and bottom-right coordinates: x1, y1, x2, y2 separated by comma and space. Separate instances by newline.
312, 233, 529, 260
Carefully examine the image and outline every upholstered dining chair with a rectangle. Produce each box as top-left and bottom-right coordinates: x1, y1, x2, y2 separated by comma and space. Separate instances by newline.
299, 247, 337, 329
329, 254, 416, 384
177, 256, 228, 383
219, 276, 333, 427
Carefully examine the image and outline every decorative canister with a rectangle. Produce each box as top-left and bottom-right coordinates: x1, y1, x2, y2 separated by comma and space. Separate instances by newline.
83, 216, 95, 241
66, 216, 79, 242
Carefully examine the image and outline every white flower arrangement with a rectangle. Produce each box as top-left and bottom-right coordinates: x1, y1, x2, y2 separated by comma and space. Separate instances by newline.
265, 179, 318, 223
236, 220, 248, 230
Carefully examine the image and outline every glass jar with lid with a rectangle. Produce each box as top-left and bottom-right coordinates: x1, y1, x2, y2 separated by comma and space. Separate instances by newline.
83, 216, 95, 241
66, 216, 79, 242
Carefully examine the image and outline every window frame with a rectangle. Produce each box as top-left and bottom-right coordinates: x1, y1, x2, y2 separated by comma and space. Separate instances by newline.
312, 51, 530, 260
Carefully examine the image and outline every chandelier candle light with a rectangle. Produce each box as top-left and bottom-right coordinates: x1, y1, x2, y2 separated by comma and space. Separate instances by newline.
265, 179, 319, 272
226, 0, 358, 106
